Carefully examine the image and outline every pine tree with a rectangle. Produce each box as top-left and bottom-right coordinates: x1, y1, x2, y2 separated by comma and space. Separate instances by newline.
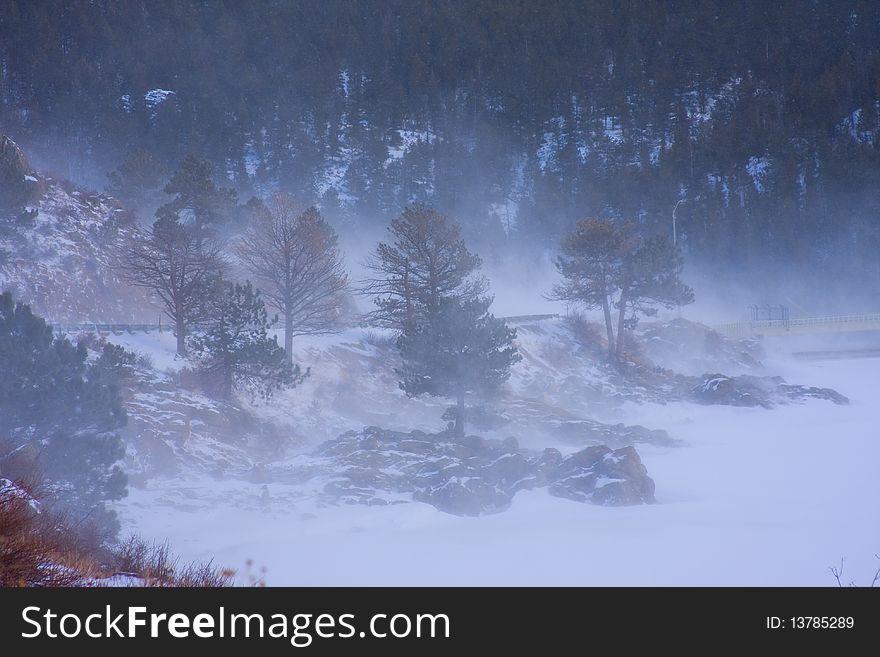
551, 218, 635, 357
189, 280, 307, 401
362, 204, 486, 331
106, 147, 166, 212
0, 292, 128, 542
552, 218, 694, 362
617, 234, 695, 358
396, 295, 520, 438
158, 154, 239, 237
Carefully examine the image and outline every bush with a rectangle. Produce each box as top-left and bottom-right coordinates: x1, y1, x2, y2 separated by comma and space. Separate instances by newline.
0, 478, 94, 586
565, 311, 607, 356
111, 535, 234, 587
0, 479, 234, 587
0, 292, 129, 545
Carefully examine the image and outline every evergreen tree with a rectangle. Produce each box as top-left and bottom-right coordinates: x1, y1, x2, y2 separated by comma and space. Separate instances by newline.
552, 218, 694, 362
363, 204, 486, 330
189, 280, 307, 401
396, 295, 520, 438
551, 218, 635, 357
0, 292, 128, 542
2, 1, 880, 291
106, 147, 166, 212
158, 155, 240, 237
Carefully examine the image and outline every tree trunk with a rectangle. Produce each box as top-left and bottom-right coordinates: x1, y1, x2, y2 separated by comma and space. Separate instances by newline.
601, 294, 616, 359
615, 291, 628, 362
284, 310, 294, 363
175, 318, 187, 356
223, 358, 234, 402
454, 390, 465, 439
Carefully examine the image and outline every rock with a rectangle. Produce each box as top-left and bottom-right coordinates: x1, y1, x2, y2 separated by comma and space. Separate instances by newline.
485, 452, 535, 492
551, 418, 677, 447
307, 426, 656, 515
0, 443, 40, 480
415, 478, 510, 516
0, 135, 40, 210
688, 373, 848, 407
549, 445, 655, 506
637, 318, 764, 375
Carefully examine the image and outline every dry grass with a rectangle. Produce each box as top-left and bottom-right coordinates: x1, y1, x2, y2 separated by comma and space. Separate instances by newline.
564, 311, 609, 357
0, 479, 234, 587
111, 534, 234, 587
0, 480, 92, 586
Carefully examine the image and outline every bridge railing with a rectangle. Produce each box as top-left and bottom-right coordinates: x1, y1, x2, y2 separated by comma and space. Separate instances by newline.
714, 313, 880, 338
52, 323, 169, 335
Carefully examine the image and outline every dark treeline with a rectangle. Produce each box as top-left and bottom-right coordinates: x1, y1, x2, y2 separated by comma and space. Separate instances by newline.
2, 0, 880, 287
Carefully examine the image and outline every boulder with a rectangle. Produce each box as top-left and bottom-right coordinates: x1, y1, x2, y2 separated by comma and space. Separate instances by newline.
548, 445, 655, 506
307, 426, 656, 515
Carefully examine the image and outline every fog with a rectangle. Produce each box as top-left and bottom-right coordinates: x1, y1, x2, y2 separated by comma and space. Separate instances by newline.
1, 1, 879, 589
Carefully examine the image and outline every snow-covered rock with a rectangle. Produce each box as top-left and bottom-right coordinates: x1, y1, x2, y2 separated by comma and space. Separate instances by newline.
0, 162, 152, 323
689, 373, 848, 408
636, 317, 763, 376
301, 426, 655, 515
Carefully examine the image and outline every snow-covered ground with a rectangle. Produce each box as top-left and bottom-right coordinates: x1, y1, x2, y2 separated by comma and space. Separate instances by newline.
115, 342, 880, 586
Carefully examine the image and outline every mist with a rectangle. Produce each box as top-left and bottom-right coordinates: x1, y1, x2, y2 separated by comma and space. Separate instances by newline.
1, 1, 878, 590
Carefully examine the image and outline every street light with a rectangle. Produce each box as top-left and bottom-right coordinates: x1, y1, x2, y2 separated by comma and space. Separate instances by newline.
671, 194, 700, 245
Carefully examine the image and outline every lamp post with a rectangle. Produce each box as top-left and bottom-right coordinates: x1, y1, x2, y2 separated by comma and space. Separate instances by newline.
671, 194, 700, 245
672, 199, 684, 245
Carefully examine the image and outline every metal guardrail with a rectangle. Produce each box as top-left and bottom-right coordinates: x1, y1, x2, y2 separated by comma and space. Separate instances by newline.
498, 313, 561, 324
49, 312, 880, 339
714, 313, 880, 338
52, 323, 169, 334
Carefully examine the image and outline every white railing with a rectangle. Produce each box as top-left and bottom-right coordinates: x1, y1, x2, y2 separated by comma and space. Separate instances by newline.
714, 313, 880, 338
51, 323, 169, 334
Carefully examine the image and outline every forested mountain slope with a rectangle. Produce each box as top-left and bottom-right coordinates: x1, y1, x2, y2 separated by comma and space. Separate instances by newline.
2, 1, 879, 286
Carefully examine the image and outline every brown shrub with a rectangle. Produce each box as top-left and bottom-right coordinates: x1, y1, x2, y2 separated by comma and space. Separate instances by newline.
1, 480, 233, 587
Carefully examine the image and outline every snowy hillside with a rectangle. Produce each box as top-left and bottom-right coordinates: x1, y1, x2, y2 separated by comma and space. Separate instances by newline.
107, 315, 846, 487
108, 320, 879, 585
0, 143, 151, 322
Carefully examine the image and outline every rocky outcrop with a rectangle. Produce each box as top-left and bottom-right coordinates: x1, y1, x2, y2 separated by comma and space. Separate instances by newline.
637, 318, 763, 375
120, 363, 291, 485
0, 135, 40, 211
304, 426, 656, 515
688, 373, 848, 408
0, 140, 152, 322
547, 417, 676, 448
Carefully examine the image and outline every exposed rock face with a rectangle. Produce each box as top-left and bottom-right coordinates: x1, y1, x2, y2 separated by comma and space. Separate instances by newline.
121, 367, 290, 484
306, 427, 656, 515
0, 144, 152, 322
0, 135, 40, 210
0, 444, 40, 482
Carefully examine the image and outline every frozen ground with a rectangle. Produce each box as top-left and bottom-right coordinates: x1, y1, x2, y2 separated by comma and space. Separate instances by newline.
115, 342, 880, 586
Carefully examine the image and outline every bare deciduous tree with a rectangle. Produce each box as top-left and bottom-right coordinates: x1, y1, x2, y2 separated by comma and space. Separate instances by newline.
236, 193, 348, 361
119, 216, 225, 355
